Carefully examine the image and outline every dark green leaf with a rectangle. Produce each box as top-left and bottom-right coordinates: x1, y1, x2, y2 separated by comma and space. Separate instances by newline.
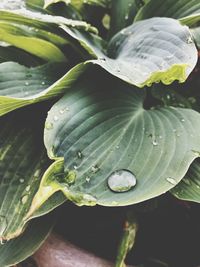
0, 107, 65, 240
0, 213, 55, 267
171, 159, 200, 203
27, 69, 200, 210
134, 0, 200, 26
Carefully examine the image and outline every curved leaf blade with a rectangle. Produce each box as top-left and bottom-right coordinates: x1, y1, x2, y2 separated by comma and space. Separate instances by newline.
62, 17, 198, 87
29, 69, 200, 209
0, 62, 88, 116
171, 159, 200, 203
0, 213, 55, 267
134, 0, 200, 26
0, 107, 65, 241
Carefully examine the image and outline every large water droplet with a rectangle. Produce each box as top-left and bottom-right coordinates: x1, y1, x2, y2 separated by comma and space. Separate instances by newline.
107, 170, 136, 193
25, 185, 31, 192
19, 178, 24, 183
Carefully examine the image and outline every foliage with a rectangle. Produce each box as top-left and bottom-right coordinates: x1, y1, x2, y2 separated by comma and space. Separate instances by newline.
1, 0, 200, 266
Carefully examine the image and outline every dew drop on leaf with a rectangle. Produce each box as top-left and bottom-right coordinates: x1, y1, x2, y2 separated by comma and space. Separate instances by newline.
108, 170, 136, 193
45, 122, 53, 130
166, 177, 177, 185
21, 195, 29, 204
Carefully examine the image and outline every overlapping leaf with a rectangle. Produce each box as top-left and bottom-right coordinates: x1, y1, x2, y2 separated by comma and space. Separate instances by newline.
0, 62, 88, 116
134, 0, 200, 26
26, 69, 200, 213
62, 17, 197, 87
171, 159, 200, 203
0, 107, 65, 241
0, 213, 55, 267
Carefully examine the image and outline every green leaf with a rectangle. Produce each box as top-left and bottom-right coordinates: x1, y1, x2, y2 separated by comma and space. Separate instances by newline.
44, 0, 110, 9
0, 45, 41, 66
0, 9, 97, 33
191, 27, 200, 49
27, 69, 200, 209
62, 17, 197, 87
0, 107, 65, 241
171, 159, 200, 203
0, 62, 87, 116
0, 22, 67, 62
0, 213, 55, 267
134, 0, 200, 26
109, 0, 145, 37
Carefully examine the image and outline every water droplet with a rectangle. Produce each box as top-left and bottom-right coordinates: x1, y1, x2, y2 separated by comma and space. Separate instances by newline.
77, 151, 82, 159
41, 81, 45, 85
25, 185, 31, 192
86, 176, 90, 183
45, 122, 53, 130
73, 165, 78, 170
180, 118, 185, 122
166, 177, 177, 185
0, 216, 7, 236
166, 94, 171, 100
108, 169, 136, 193
116, 145, 120, 149
91, 165, 99, 173
64, 170, 76, 185
25, 81, 29, 86
125, 14, 129, 20
21, 195, 29, 204
187, 36, 193, 44
19, 178, 24, 183
152, 140, 158, 146
53, 115, 58, 122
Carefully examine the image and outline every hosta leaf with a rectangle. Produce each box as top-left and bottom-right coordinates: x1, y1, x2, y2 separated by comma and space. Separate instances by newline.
109, 0, 145, 37
0, 213, 55, 267
0, 9, 97, 33
0, 22, 67, 62
44, 0, 110, 9
171, 159, 200, 203
62, 17, 197, 87
0, 46, 41, 66
27, 69, 200, 210
0, 107, 65, 241
0, 62, 87, 116
192, 27, 200, 49
134, 0, 200, 26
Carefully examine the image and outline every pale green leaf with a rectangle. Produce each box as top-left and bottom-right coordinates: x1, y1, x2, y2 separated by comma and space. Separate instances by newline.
61, 17, 197, 87
27, 69, 200, 211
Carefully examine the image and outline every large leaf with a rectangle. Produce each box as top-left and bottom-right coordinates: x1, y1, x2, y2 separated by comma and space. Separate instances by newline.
134, 0, 200, 26
0, 213, 55, 267
0, 106, 65, 241
171, 159, 200, 203
0, 62, 87, 116
27, 69, 200, 212
61, 17, 197, 87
